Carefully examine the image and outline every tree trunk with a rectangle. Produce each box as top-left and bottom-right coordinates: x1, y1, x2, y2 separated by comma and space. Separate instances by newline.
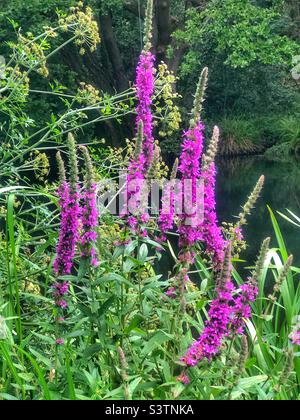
99, 12, 129, 92
156, 0, 171, 62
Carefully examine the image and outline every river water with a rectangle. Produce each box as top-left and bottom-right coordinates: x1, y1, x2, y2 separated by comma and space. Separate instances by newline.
216, 156, 300, 266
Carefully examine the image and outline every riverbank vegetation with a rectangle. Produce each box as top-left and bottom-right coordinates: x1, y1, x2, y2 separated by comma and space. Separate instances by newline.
0, 0, 299, 155
0, 1, 299, 401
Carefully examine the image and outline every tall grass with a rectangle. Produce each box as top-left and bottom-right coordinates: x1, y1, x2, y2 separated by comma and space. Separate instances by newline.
218, 114, 300, 158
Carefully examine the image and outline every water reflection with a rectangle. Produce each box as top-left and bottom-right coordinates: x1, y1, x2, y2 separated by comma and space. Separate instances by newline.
216, 156, 300, 265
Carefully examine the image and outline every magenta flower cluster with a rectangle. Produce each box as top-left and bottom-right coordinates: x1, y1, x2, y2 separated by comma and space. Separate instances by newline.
53, 182, 81, 276
136, 51, 155, 172
201, 162, 226, 268
182, 279, 235, 366
231, 280, 258, 335
158, 179, 176, 242
289, 329, 300, 346
81, 183, 99, 266
122, 50, 155, 231
53, 170, 99, 319
123, 153, 148, 231
182, 275, 258, 367
178, 123, 205, 249
52, 281, 70, 310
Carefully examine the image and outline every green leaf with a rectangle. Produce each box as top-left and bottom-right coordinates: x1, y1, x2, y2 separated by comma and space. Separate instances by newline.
141, 331, 173, 357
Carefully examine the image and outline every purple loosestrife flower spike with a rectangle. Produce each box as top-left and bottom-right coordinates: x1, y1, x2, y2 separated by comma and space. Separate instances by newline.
158, 159, 179, 240
136, 0, 155, 172
201, 126, 226, 268
178, 121, 205, 249
171, 158, 179, 181
230, 239, 270, 336
182, 244, 235, 367
136, 50, 155, 172
158, 159, 178, 241
147, 145, 161, 181
275, 349, 294, 391
178, 69, 209, 250
231, 281, 258, 335
57, 151, 66, 184
53, 137, 80, 277
232, 335, 249, 379
123, 121, 149, 229
80, 146, 99, 267
134, 120, 144, 160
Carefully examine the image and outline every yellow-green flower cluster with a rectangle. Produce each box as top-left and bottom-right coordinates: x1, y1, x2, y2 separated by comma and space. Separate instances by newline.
17, 34, 49, 77
76, 82, 102, 105
29, 150, 50, 182
59, 2, 101, 55
1, 65, 30, 101
154, 62, 182, 138
42, 26, 59, 39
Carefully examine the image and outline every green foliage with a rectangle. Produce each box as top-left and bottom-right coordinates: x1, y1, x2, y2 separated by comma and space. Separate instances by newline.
0, 187, 299, 400
176, 0, 298, 71
210, 113, 300, 157
219, 116, 263, 156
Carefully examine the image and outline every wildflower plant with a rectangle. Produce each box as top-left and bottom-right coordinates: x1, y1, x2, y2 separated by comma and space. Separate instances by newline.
0, 0, 299, 402
58, 2, 101, 55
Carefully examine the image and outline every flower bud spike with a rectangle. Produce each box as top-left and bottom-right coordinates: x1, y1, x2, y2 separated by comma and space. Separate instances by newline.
238, 335, 249, 372
219, 242, 232, 289
143, 0, 154, 52
67, 133, 79, 194
202, 126, 220, 168
191, 67, 208, 127
252, 237, 270, 283
273, 255, 293, 293
80, 145, 95, 186
56, 152, 66, 184
275, 349, 294, 391
171, 158, 179, 181
236, 175, 265, 228
147, 144, 161, 180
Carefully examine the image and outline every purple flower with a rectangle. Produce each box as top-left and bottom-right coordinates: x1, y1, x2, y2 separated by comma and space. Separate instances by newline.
136, 51, 155, 172
81, 183, 99, 266
177, 373, 190, 385
52, 281, 69, 297
57, 300, 68, 309
182, 280, 235, 366
165, 287, 177, 299
53, 182, 80, 276
178, 123, 205, 249
123, 154, 149, 232
201, 162, 226, 268
231, 280, 258, 335
56, 338, 65, 346
289, 330, 300, 346
158, 179, 176, 241
182, 272, 258, 367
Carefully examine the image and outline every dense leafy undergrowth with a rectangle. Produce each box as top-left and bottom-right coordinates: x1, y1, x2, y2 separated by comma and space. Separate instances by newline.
0, 1, 299, 401
1, 189, 300, 400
